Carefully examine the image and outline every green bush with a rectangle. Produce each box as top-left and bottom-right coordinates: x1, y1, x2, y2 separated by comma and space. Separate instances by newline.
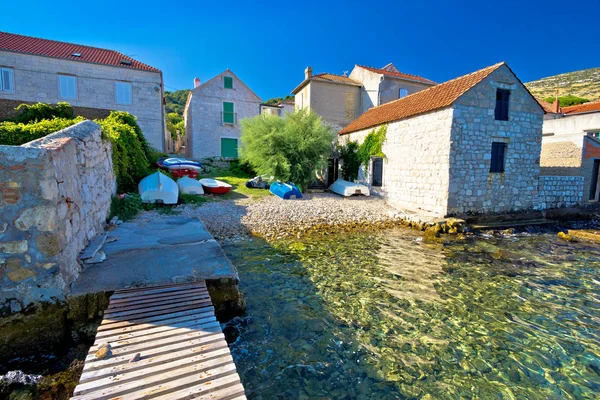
338, 141, 361, 181
544, 95, 590, 107
357, 125, 387, 168
240, 109, 334, 191
11, 102, 74, 123
0, 117, 84, 146
229, 159, 256, 177
109, 194, 145, 221
166, 112, 185, 139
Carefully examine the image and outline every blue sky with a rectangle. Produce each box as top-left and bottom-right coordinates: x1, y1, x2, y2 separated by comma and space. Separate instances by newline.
3, 0, 599, 100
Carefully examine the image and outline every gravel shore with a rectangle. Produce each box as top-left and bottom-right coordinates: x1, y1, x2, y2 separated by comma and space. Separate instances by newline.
139, 192, 403, 240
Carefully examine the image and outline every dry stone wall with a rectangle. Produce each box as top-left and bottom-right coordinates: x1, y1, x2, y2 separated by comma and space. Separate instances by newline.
537, 176, 584, 209
0, 120, 115, 314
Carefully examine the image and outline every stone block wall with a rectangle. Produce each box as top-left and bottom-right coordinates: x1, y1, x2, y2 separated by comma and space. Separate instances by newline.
0, 120, 115, 314
537, 176, 584, 209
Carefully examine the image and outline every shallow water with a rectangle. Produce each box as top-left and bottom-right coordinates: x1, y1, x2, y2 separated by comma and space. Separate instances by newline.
223, 229, 600, 399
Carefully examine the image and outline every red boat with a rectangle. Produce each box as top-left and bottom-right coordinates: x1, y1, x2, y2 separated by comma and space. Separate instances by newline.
199, 178, 232, 195
170, 169, 198, 179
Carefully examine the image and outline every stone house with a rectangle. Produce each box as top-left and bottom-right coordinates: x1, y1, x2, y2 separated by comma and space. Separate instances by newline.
338, 62, 546, 216
540, 100, 600, 201
292, 63, 435, 130
260, 99, 294, 117
184, 70, 261, 159
0, 31, 167, 151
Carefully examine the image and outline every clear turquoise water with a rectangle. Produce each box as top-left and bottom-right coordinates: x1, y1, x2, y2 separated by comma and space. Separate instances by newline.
223, 229, 600, 399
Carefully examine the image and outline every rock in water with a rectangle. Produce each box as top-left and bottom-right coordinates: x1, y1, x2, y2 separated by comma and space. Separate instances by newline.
0, 370, 43, 386
95, 347, 112, 359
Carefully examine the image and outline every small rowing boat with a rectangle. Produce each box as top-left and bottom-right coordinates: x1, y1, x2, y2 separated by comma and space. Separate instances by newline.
138, 171, 178, 204
177, 176, 204, 195
270, 181, 303, 199
329, 178, 370, 197
199, 178, 232, 195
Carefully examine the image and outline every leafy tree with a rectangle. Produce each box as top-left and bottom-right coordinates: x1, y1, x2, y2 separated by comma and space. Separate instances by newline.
263, 94, 294, 106
165, 89, 190, 115
338, 141, 361, 181
543, 95, 590, 107
240, 109, 334, 191
166, 112, 185, 139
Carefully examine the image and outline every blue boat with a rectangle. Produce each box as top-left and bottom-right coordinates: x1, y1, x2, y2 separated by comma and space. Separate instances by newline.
269, 181, 303, 199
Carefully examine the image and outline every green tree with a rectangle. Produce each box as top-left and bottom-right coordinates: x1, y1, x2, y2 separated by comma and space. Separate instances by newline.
240, 109, 334, 191
166, 112, 185, 139
164, 89, 190, 115
338, 141, 361, 181
544, 95, 590, 107
263, 95, 294, 105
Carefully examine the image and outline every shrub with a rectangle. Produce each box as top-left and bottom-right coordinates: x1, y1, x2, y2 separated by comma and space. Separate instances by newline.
544, 95, 590, 107
240, 109, 334, 191
11, 102, 74, 123
0, 117, 85, 146
338, 141, 361, 181
357, 125, 387, 168
109, 194, 145, 221
229, 159, 256, 177
97, 112, 151, 192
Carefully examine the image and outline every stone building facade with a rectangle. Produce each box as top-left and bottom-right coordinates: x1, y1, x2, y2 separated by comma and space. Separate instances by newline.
184, 70, 261, 159
292, 63, 435, 130
0, 31, 167, 151
0, 120, 115, 313
540, 101, 600, 201
339, 63, 547, 216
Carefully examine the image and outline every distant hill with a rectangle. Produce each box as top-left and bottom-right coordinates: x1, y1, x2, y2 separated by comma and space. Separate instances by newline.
525, 67, 600, 102
165, 89, 190, 116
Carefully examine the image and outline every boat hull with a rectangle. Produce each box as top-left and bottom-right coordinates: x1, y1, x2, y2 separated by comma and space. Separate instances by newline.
270, 182, 303, 199
177, 177, 204, 195
329, 178, 370, 197
139, 171, 179, 204
158, 157, 203, 172
199, 178, 232, 195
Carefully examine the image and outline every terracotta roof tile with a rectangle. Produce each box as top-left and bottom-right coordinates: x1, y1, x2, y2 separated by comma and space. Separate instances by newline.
562, 100, 600, 115
0, 31, 160, 73
339, 62, 505, 135
357, 65, 437, 85
536, 98, 556, 114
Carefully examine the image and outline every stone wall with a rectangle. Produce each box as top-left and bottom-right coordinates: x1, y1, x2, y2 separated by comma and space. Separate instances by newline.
304, 80, 361, 130
448, 65, 544, 215
0, 120, 115, 314
340, 108, 454, 216
0, 51, 166, 151
538, 176, 584, 209
186, 71, 261, 159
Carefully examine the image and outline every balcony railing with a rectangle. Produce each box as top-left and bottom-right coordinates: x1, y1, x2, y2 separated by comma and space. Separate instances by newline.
221, 112, 237, 125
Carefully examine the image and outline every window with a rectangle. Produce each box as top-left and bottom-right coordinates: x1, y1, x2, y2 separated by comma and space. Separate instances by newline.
586, 130, 600, 139
221, 138, 238, 158
399, 88, 408, 98
115, 82, 132, 105
0, 68, 14, 93
224, 76, 233, 89
495, 89, 510, 121
490, 142, 506, 173
372, 157, 383, 187
223, 102, 235, 124
58, 75, 77, 99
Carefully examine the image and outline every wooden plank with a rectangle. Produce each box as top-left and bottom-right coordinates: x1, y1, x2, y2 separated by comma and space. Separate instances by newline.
103, 298, 212, 319
150, 374, 246, 400
80, 233, 107, 260
106, 288, 209, 309
96, 305, 214, 332
110, 282, 206, 300
114, 280, 206, 294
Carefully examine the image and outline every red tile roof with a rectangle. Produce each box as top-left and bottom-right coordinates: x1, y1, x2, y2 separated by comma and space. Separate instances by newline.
0, 31, 160, 73
536, 98, 556, 114
356, 65, 437, 85
562, 100, 600, 115
339, 62, 505, 135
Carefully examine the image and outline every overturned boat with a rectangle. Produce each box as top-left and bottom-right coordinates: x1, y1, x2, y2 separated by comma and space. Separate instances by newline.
329, 178, 370, 197
157, 157, 203, 172
139, 171, 179, 204
270, 181, 303, 200
177, 176, 204, 195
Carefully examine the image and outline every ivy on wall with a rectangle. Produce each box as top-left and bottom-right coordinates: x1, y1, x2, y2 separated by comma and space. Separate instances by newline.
337, 125, 387, 181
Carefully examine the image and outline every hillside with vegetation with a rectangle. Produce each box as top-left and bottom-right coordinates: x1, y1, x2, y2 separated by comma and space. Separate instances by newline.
525, 67, 600, 102
165, 89, 190, 116
263, 95, 294, 105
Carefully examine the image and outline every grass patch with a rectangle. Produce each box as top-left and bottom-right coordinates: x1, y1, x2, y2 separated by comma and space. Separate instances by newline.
202, 167, 272, 201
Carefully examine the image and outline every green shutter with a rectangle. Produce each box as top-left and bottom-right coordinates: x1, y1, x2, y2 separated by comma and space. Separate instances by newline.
224, 76, 233, 89
221, 138, 238, 158
223, 102, 235, 124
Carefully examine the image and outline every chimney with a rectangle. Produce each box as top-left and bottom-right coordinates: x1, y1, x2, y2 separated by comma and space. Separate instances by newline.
304, 66, 312, 80
194, 77, 201, 88
553, 88, 560, 113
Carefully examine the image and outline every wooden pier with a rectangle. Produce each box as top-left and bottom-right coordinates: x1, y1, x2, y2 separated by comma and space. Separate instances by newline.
71, 281, 246, 400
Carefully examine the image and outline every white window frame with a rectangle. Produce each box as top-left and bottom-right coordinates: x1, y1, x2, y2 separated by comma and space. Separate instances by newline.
115, 81, 132, 105
0, 67, 14, 93
58, 75, 77, 99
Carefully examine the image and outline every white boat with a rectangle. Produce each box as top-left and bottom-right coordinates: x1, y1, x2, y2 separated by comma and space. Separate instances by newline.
158, 157, 203, 172
329, 178, 371, 197
138, 171, 179, 204
199, 178, 232, 195
177, 176, 204, 195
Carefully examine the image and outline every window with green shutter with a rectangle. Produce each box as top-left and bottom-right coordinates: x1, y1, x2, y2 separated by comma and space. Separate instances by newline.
223, 102, 235, 124
221, 138, 238, 158
224, 76, 233, 89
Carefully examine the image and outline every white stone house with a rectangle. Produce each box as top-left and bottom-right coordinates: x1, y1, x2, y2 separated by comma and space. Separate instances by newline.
292, 63, 435, 131
260, 99, 294, 117
0, 31, 167, 151
540, 100, 600, 201
184, 70, 261, 159
338, 62, 546, 216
